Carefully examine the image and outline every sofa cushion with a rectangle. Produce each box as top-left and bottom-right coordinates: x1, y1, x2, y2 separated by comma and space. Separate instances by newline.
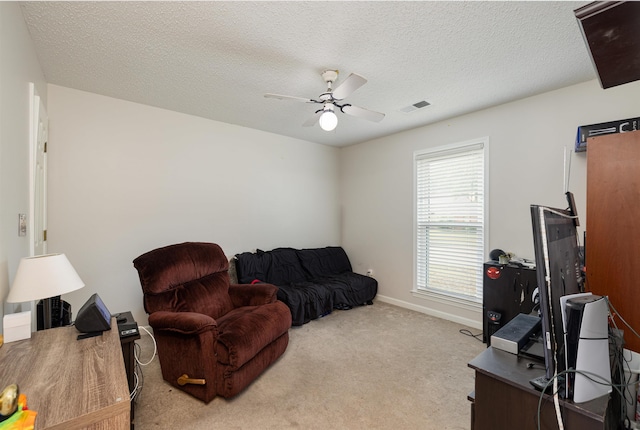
234, 250, 272, 284
297, 246, 352, 278
134, 242, 233, 316
215, 301, 292, 369
134, 242, 229, 294
178, 273, 235, 319
142, 271, 234, 319
265, 248, 308, 285
312, 272, 378, 308
276, 281, 333, 325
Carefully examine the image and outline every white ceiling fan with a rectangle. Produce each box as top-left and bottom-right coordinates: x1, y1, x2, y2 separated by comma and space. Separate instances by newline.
264, 70, 385, 131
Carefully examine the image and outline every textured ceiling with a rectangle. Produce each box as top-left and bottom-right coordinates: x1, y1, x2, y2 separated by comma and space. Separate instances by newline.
20, 1, 595, 147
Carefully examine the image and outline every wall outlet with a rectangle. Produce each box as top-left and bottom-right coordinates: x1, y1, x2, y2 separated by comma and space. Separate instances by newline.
18, 214, 27, 237
366, 269, 373, 277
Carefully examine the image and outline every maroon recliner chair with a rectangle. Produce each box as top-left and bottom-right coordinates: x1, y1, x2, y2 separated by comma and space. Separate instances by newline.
133, 242, 292, 403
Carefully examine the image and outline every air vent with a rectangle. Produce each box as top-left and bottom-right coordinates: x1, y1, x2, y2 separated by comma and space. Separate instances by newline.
400, 100, 431, 113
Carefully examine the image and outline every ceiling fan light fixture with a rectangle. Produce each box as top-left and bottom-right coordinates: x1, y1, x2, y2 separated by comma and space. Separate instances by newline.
265, 69, 384, 131
319, 108, 338, 131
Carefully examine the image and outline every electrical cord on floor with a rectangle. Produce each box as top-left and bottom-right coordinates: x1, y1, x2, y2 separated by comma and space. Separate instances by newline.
130, 362, 141, 401
459, 328, 483, 342
136, 325, 157, 366
129, 326, 157, 402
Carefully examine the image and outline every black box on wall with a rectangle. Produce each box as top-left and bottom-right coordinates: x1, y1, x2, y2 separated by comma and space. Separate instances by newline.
575, 117, 640, 152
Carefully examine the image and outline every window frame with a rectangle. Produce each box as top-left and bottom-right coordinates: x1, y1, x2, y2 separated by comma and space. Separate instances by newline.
412, 137, 489, 306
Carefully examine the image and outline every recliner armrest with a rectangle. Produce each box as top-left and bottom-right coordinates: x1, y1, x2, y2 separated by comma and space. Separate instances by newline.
228, 283, 278, 307
148, 311, 217, 335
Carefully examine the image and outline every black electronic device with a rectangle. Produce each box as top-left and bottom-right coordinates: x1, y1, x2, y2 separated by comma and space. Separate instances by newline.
119, 325, 139, 338
114, 311, 139, 338
36, 296, 71, 330
490, 313, 541, 355
530, 374, 566, 394
486, 311, 502, 345
565, 191, 579, 227
75, 293, 112, 334
530, 203, 583, 386
520, 334, 545, 361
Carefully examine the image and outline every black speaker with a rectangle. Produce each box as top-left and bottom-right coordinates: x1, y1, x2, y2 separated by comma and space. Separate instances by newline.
486, 311, 502, 346
75, 293, 111, 334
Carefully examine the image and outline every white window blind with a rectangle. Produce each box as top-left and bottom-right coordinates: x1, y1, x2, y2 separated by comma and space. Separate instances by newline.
415, 141, 486, 302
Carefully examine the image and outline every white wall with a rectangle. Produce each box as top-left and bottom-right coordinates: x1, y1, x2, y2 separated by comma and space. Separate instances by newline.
46, 85, 341, 326
0, 3, 47, 332
6, 6, 640, 333
340, 78, 640, 328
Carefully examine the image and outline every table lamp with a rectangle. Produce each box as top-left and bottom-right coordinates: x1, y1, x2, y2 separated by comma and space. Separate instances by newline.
6, 253, 85, 330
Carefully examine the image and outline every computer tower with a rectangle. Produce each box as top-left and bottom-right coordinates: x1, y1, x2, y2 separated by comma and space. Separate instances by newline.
564, 295, 611, 403
483, 262, 537, 345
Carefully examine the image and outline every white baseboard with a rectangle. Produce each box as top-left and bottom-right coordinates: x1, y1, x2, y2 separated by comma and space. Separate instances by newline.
374, 294, 482, 330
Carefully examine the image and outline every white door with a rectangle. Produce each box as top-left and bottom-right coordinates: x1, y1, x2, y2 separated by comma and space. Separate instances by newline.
29, 83, 47, 257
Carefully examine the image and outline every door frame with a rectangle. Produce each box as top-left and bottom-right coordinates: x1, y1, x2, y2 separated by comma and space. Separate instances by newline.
28, 82, 47, 257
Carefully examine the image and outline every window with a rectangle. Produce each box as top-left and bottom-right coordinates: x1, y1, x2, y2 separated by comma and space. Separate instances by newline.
414, 138, 487, 303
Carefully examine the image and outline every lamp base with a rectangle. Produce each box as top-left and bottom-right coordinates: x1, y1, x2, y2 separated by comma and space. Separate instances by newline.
36, 296, 71, 330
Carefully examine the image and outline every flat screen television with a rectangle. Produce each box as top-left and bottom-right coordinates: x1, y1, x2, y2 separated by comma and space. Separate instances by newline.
530, 201, 584, 385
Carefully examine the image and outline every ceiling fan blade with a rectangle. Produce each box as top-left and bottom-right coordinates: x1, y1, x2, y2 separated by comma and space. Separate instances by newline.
342, 104, 385, 122
264, 93, 315, 103
302, 111, 322, 127
332, 73, 367, 100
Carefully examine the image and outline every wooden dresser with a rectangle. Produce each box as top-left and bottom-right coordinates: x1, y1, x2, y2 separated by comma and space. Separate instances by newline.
0, 318, 130, 429
586, 130, 640, 352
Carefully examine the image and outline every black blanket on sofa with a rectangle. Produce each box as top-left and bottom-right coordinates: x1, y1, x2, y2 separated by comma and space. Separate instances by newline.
234, 246, 377, 326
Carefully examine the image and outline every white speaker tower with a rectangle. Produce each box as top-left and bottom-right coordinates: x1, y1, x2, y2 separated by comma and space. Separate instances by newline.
561, 293, 611, 403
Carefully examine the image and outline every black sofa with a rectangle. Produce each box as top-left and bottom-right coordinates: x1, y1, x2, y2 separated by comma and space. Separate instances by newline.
234, 246, 377, 326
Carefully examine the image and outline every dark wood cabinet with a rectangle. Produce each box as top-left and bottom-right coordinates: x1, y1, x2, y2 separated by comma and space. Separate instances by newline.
469, 347, 615, 430
586, 130, 640, 353
575, 2, 640, 89
482, 262, 537, 344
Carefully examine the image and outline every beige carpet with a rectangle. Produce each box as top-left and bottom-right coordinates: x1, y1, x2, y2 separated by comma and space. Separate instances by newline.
133, 301, 485, 430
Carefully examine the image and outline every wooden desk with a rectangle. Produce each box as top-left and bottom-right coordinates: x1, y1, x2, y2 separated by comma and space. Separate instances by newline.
0, 318, 130, 429
468, 347, 618, 430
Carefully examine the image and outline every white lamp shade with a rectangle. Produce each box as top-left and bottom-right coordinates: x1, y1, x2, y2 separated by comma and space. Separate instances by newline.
7, 253, 85, 303
319, 110, 338, 131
